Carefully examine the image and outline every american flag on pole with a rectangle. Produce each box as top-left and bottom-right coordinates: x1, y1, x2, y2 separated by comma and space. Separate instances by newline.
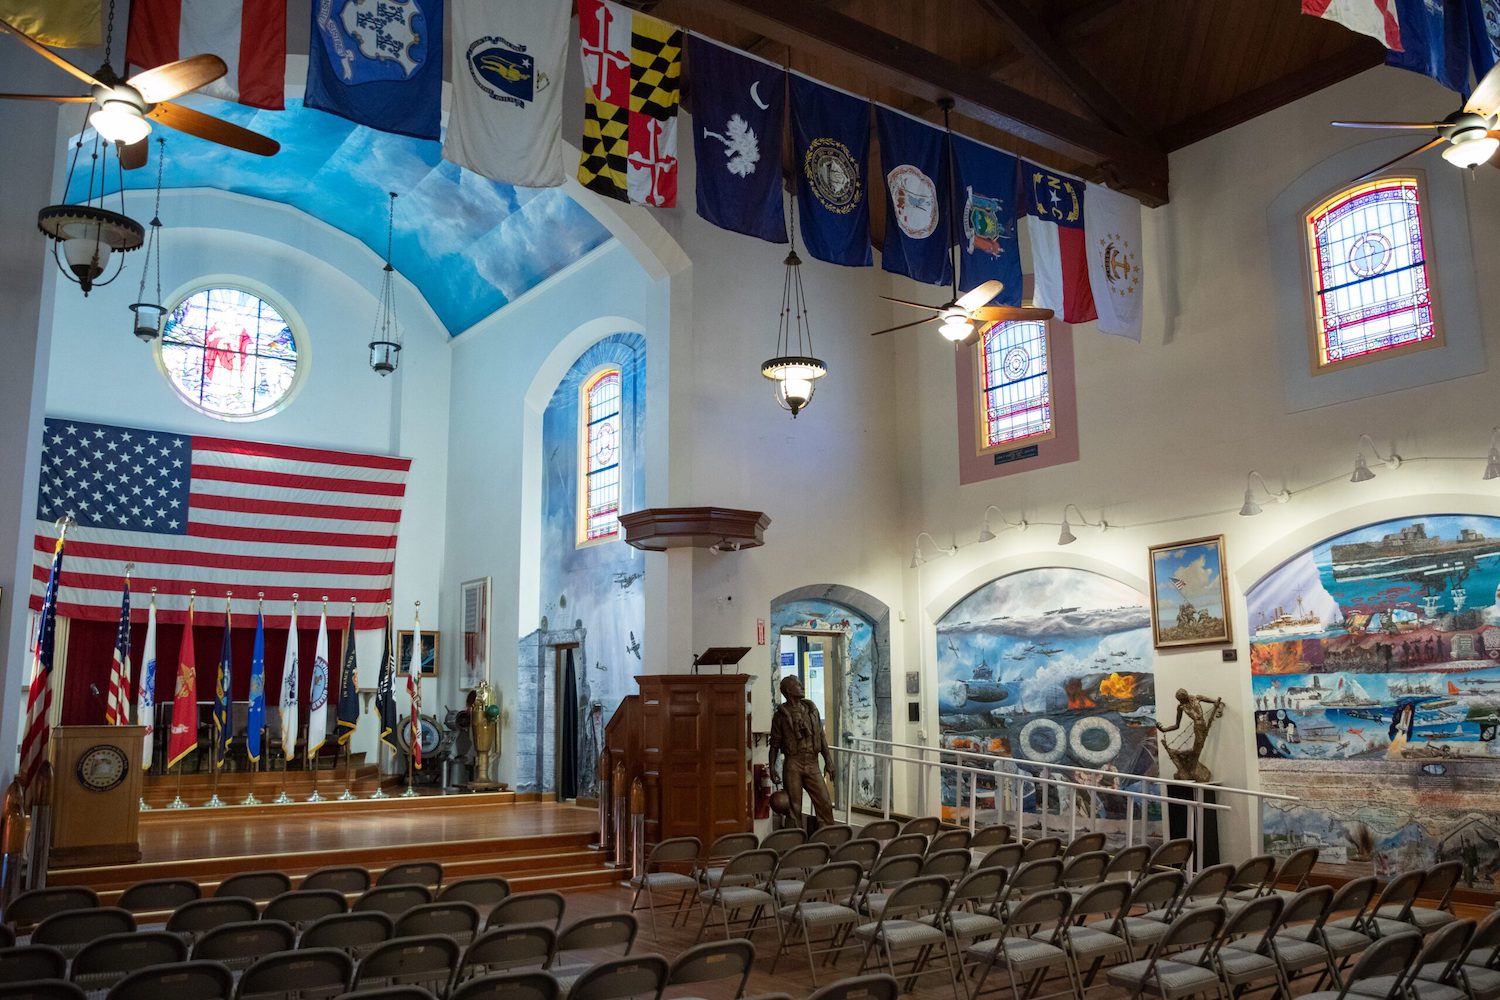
18, 526, 67, 788
1171, 577, 1187, 593
104, 578, 131, 724
31, 417, 410, 628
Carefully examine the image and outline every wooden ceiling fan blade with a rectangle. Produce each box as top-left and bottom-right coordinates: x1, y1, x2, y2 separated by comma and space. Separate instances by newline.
0, 93, 92, 101
148, 100, 279, 156
1331, 120, 1443, 129
1355, 136, 1446, 181
119, 138, 149, 170
879, 295, 943, 312
971, 305, 1056, 322
956, 279, 1003, 312
870, 317, 937, 336
129, 54, 227, 104
0, 17, 103, 87
1465, 61, 1500, 118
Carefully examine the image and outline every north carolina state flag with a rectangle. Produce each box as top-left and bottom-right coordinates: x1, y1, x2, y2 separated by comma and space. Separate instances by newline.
127, 0, 286, 110
1022, 162, 1095, 325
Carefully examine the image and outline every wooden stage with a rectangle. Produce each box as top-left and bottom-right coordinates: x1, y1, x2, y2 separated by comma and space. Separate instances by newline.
46, 795, 617, 903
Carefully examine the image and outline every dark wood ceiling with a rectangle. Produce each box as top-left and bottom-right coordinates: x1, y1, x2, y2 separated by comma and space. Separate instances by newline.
645, 0, 1385, 207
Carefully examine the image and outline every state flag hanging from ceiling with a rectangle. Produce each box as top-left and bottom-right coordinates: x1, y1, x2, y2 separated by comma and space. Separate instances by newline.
444, 0, 570, 188
791, 74, 872, 267
950, 133, 1020, 304
577, 0, 682, 207
875, 107, 951, 286
1084, 182, 1144, 342
0, 0, 101, 47
1300, 0, 1403, 49
688, 35, 786, 244
127, 0, 286, 110
1465, 0, 1499, 78
1387, 0, 1470, 93
304, 0, 443, 141
1023, 162, 1096, 325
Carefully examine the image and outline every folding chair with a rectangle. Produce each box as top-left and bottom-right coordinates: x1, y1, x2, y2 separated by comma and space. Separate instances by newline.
1450, 908, 1500, 1000
829, 840, 880, 873
770, 843, 832, 905
1235, 847, 1317, 902
900, 817, 941, 838
1333, 869, 1424, 940
995, 859, 1063, 919
811, 825, 855, 849
1383, 862, 1462, 934
0, 982, 86, 1000
449, 972, 558, 1000
455, 924, 556, 985
335, 989, 434, 1000
439, 879, 512, 913
875, 835, 927, 864
966, 889, 1077, 1000
969, 826, 1012, 852
265, 889, 348, 930
566, 955, 667, 1000
485, 892, 565, 932
856, 820, 900, 842
300, 912, 394, 959
1060, 851, 1110, 891
351, 935, 461, 997
32, 908, 136, 959
166, 898, 258, 943
1104, 844, 1151, 884
1063, 832, 1106, 859
1059, 880, 1132, 988
919, 848, 971, 885
0, 945, 67, 983
107, 961, 235, 1000
1222, 855, 1277, 910
393, 902, 481, 947
1379, 918, 1473, 1000
376, 863, 443, 892
805, 974, 899, 1000
852, 876, 960, 999
1104, 905, 1229, 1000
855, 855, 923, 920
78, 931, 185, 997
191, 920, 296, 972
1298, 930, 1422, 1000
1160, 863, 1236, 919
1265, 885, 1339, 992
695, 834, 759, 890
760, 829, 807, 856
667, 939, 754, 999
303, 867, 372, 895
1099, 869, 1185, 961
931, 869, 1006, 972
118, 879, 200, 915
3, 887, 99, 930
1146, 837, 1195, 873
1312, 876, 1382, 989
353, 886, 433, 920
238, 948, 354, 1000
216, 871, 293, 902
975, 844, 1024, 875
627, 837, 702, 940
1183, 894, 1287, 998
929, 829, 972, 856
693, 849, 777, 943
1020, 837, 1062, 863
770, 861, 863, 986
546, 914, 637, 995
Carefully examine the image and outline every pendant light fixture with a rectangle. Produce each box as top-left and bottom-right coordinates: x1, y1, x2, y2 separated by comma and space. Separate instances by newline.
39, 107, 144, 296
129, 139, 168, 342
369, 191, 403, 376
761, 203, 827, 418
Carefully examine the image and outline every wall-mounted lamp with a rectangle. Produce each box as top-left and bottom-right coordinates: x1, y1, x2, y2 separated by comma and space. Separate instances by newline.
910, 531, 957, 568
1484, 428, 1500, 481
976, 505, 1026, 543
1058, 504, 1106, 546
1239, 471, 1291, 517
1351, 434, 1401, 483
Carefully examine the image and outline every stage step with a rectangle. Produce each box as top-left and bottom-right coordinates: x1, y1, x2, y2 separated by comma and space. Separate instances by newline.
140, 764, 383, 808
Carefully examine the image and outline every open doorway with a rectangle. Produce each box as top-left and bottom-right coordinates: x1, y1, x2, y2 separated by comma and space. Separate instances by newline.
777, 628, 844, 759
553, 643, 580, 801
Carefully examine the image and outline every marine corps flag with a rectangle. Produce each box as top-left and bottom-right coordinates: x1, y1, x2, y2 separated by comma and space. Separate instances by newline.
791, 74, 872, 267
444, 0, 569, 186
166, 597, 198, 769
688, 35, 786, 244
578, 0, 682, 207
305, 0, 443, 140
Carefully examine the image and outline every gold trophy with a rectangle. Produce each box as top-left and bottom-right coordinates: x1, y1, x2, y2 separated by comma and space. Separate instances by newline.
466, 681, 503, 792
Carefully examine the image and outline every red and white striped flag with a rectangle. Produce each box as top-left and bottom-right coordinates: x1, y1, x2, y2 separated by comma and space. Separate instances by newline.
31, 418, 410, 630
126, 0, 287, 110
1301, 0, 1402, 50
18, 528, 67, 788
103, 578, 131, 724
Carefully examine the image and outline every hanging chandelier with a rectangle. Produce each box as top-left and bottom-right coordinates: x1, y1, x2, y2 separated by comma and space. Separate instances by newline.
369, 191, 403, 376
38, 105, 144, 297
760, 206, 827, 418
129, 139, 168, 341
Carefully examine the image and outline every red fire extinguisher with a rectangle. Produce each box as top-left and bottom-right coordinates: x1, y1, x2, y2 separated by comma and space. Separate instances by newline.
753, 763, 772, 820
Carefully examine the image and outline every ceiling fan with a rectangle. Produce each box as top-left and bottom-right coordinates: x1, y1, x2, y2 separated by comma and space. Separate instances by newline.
871, 279, 1055, 346
1333, 60, 1500, 177
0, 15, 279, 170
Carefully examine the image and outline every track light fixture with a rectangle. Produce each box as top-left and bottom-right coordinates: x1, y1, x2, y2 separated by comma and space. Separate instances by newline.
1239, 471, 1291, 517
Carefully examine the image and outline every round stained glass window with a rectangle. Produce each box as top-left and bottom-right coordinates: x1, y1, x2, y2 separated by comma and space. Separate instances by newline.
158, 286, 302, 420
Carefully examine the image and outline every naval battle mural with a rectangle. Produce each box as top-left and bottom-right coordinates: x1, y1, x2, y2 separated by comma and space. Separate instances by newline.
1251, 515, 1500, 887
936, 568, 1157, 832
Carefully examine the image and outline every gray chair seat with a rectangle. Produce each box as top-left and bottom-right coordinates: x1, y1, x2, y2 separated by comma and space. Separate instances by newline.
699, 886, 772, 908
1374, 905, 1457, 933
1451, 964, 1500, 1000
1183, 943, 1277, 978
929, 911, 1001, 940
1270, 935, 1332, 970
1097, 915, 1171, 950
861, 893, 889, 919
1063, 926, 1129, 960
1469, 947, 1499, 968
633, 871, 697, 891
853, 919, 946, 948
1332, 914, 1412, 939
1353, 974, 1464, 1000
1107, 958, 1222, 994
1322, 922, 1378, 955
967, 935, 1067, 971
772, 880, 805, 901
778, 901, 858, 926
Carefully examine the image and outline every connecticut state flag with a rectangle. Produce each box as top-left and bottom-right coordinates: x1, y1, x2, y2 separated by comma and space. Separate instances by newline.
578, 0, 681, 207
1023, 162, 1096, 325
950, 134, 1021, 305
304, 0, 443, 140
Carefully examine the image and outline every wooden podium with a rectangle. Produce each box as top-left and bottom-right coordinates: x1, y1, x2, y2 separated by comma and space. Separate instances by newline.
50, 725, 146, 866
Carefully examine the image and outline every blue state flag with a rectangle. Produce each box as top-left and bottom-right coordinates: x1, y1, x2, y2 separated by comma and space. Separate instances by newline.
305, 0, 444, 140
951, 133, 1022, 306
1467, 0, 1499, 80
689, 36, 786, 244
791, 74, 872, 267
247, 611, 266, 763
1387, 0, 1470, 94
876, 107, 952, 286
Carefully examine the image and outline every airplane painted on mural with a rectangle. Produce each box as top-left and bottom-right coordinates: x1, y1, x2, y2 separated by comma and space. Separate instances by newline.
1037, 647, 1064, 656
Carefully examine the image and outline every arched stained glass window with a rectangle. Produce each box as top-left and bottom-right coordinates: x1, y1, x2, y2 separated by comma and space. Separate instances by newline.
977, 319, 1054, 453
579, 367, 623, 544
159, 286, 301, 419
1306, 176, 1439, 370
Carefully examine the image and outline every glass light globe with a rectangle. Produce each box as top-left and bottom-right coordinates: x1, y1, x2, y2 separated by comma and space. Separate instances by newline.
1442, 134, 1499, 169
91, 100, 151, 145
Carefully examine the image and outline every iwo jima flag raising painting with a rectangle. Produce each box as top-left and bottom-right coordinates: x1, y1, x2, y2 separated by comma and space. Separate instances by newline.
31, 417, 410, 628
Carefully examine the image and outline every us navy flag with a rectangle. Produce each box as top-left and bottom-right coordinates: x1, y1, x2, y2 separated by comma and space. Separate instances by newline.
951, 133, 1022, 306
1387, 0, 1470, 93
791, 74, 872, 267
689, 36, 786, 244
876, 107, 951, 286
305, 0, 443, 140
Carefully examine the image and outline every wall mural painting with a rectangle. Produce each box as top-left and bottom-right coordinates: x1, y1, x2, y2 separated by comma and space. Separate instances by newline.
936, 568, 1156, 838
1250, 515, 1500, 888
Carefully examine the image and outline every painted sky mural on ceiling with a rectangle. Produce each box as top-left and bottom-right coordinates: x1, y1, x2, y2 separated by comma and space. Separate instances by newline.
72, 97, 612, 335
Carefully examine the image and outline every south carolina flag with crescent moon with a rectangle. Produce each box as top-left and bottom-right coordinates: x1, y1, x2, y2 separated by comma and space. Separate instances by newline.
688, 36, 786, 244
1084, 183, 1144, 342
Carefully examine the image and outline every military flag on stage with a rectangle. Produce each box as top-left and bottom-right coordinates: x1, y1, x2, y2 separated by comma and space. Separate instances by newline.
165, 598, 198, 769
305, 0, 443, 140
212, 600, 233, 766
876, 106, 951, 286
1024, 162, 1097, 325
104, 579, 132, 725
791, 74, 872, 267
444, 0, 570, 186
280, 605, 300, 760
688, 35, 786, 244
307, 603, 330, 759
336, 605, 360, 745
408, 624, 423, 770
377, 605, 398, 751
246, 605, 266, 763
137, 594, 158, 768
0, 0, 101, 47
1084, 182, 1144, 342
950, 133, 1021, 305
127, 0, 287, 110
18, 527, 66, 788
577, 0, 682, 207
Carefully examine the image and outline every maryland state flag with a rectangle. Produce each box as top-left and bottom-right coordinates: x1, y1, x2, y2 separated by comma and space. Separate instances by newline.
577, 0, 681, 207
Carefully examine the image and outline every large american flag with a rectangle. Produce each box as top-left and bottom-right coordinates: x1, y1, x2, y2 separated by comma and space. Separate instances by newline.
32, 418, 410, 629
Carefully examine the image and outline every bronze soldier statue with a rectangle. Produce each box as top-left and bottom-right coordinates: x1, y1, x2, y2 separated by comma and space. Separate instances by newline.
768, 675, 836, 830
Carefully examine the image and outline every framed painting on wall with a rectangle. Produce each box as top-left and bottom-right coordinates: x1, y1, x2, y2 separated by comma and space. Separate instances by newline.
397, 630, 440, 678
1147, 535, 1232, 648
460, 577, 490, 689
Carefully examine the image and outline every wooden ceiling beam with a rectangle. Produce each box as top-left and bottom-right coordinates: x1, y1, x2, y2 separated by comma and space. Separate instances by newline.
682, 0, 1169, 205
968, 0, 1154, 141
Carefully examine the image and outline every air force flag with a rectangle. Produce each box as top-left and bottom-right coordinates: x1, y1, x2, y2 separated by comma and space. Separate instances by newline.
791, 74, 871, 267
876, 107, 951, 286
689, 36, 786, 244
951, 134, 1021, 306
305, 0, 443, 140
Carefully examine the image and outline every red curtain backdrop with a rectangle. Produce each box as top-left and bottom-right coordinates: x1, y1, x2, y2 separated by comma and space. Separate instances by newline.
60, 615, 345, 726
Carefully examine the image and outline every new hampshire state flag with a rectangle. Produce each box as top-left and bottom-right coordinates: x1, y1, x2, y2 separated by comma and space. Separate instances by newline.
791, 74, 871, 267
305, 0, 444, 140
